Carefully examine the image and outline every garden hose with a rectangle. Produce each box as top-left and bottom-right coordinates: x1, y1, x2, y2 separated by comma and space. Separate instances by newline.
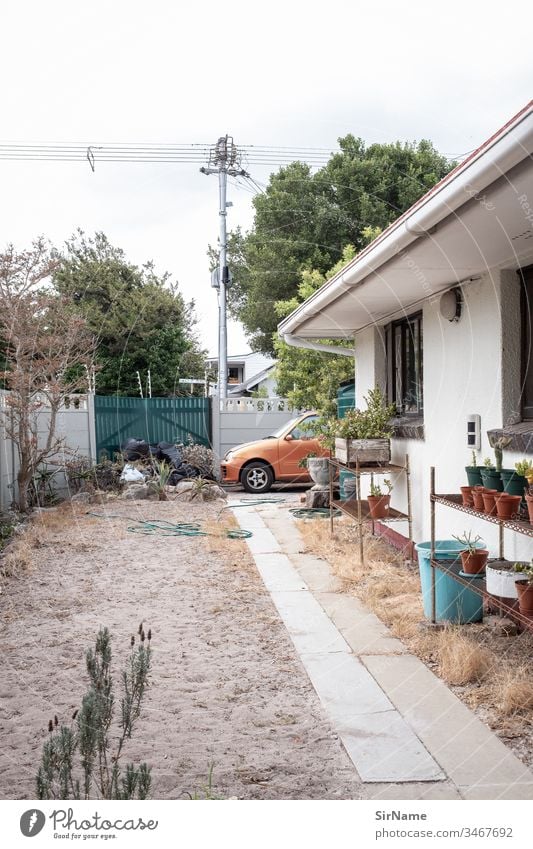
86, 513, 252, 539
289, 507, 341, 519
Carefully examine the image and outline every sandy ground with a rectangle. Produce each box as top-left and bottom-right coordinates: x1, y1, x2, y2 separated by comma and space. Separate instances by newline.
0, 499, 362, 800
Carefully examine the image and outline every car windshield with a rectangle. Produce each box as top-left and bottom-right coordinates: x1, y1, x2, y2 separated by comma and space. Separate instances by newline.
269, 417, 303, 439
269, 415, 317, 439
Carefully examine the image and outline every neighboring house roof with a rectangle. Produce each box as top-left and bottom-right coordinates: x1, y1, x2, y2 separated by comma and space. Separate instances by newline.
227, 363, 276, 396
278, 100, 533, 339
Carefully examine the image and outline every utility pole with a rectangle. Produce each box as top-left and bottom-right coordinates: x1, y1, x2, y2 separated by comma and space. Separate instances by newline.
201, 136, 248, 405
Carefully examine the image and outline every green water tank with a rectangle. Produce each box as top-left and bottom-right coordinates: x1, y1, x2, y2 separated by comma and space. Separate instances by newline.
337, 380, 355, 418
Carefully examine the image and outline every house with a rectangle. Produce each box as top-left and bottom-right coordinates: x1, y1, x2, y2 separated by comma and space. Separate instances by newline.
279, 100, 533, 560
206, 352, 278, 397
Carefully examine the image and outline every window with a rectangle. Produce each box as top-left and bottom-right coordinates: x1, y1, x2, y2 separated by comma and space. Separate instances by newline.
385, 312, 423, 415
290, 416, 318, 440
520, 265, 533, 419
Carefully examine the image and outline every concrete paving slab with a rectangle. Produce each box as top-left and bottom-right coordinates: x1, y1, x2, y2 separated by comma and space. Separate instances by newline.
228, 511, 267, 529
289, 553, 343, 593
253, 553, 308, 592
270, 590, 351, 655
365, 781, 461, 800
243, 528, 281, 555
363, 654, 533, 794
316, 592, 407, 655
300, 651, 394, 717
338, 712, 445, 783
460, 783, 533, 800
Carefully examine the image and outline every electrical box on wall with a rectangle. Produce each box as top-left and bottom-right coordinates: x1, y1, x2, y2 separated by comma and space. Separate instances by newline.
467, 415, 481, 450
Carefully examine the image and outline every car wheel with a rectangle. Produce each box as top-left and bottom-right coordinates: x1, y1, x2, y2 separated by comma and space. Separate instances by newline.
241, 462, 274, 494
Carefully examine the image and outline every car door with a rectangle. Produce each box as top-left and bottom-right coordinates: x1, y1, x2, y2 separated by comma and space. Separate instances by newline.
278, 415, 321, 478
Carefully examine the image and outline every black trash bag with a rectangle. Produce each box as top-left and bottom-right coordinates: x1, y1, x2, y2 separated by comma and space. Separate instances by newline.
155, 442, 183, 469
122, 438, 150, 461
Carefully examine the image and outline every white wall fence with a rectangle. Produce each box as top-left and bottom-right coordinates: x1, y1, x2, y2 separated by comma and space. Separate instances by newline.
212, 397, 298, 461
0, 391, 96, 511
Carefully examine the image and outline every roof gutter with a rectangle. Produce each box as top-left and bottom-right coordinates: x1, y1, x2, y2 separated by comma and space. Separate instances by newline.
282, 332, 355, 357
278, 101, 533, 340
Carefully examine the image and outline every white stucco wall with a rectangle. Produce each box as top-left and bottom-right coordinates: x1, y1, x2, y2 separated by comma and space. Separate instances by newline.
354, 268, 529, 560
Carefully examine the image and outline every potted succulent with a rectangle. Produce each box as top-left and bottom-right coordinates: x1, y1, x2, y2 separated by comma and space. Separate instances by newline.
501, 459, 532, 500
514, 561, 533, 615
367, 479, 393, 519
480, 436, 512, 491
465, 450, 483, 487
334, 387, 395, 465
452, 531, 489, 575
480, 457, 503, 492
525, 483, 533, 525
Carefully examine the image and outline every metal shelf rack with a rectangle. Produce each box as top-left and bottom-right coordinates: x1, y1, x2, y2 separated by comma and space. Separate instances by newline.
429, 466, 533, 630
328, 454, 412, 565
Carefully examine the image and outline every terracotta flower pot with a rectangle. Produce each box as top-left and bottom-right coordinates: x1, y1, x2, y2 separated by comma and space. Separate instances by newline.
516, 580, 533, 615
525, 494, 533, 525
471, 486, 486, 511
459, 548, 489, 575
481, 490, 498, 516
460, 486, 474, 507
367, 494, 390, 519
495, 493, 522, 520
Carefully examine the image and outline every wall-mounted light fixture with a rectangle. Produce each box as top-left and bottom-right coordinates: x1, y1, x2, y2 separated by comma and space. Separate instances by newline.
439, 287, 462, 322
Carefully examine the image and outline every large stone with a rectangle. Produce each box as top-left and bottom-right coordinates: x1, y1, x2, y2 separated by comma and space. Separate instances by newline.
123, 484, 150, 500
305, 486, 330, 509
70, 491, 92, 504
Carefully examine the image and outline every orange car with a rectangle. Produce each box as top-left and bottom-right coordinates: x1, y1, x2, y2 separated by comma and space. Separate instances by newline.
221, 412, 328, 493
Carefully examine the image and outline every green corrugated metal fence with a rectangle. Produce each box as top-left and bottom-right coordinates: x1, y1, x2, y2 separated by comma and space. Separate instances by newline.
94, 396, 211, 458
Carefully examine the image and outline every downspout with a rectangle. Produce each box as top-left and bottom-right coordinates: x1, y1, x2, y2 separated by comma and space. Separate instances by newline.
282, 332, 355, 357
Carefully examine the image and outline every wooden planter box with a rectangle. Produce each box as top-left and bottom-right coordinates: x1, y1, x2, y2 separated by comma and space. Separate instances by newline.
334, 437, 390, 465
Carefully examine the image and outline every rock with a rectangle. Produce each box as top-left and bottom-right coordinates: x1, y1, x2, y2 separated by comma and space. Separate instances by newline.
175, 481, 195, 494
305, 486, 330, 509
123, 484, 151, 501
70, 492, 92, 504
483, 614, 519, 637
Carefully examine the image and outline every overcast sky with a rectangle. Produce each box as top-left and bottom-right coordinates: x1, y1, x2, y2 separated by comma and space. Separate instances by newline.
1, 0, 531, 357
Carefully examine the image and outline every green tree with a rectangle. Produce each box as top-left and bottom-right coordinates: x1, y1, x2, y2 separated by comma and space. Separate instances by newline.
54, 231, 205, 396
225, 139, 453, 353
274, 246, 359, 414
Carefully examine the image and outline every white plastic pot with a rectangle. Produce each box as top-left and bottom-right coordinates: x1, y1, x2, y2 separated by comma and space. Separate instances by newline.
485, 562, 521, 599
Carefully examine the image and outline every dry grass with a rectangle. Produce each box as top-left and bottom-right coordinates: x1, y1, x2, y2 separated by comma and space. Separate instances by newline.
498, 667, 533, 716
296, 516, 533, 734
436, 627, 493, 685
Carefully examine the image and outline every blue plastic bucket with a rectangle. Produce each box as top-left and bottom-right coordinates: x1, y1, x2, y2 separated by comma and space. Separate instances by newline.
339, 469, 356, 498
415, 540, 484, 624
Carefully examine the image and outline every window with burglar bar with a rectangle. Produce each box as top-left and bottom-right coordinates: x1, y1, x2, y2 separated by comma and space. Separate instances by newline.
385, 312, 423, 415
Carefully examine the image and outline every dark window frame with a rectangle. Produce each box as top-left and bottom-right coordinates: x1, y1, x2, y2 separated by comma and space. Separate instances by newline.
385, 311, 423, 416
520, 265, 533, 420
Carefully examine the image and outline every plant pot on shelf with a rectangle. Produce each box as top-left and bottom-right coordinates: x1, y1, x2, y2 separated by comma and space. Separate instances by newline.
334, 437, 390, 466
525, 493, 533, 525
465, 466, 483, 486
367, 494, 391, 519
480, 468, 503, 491
307, 457, 330, 487
500, 469, 528, 498
481, 489, 498, 516
516, 580, 533, 615
471, 486, 486, 511
494, 493, 522, 520
460, 486, 475, 507
459, 548, 489, 575
486, 561, 523, 599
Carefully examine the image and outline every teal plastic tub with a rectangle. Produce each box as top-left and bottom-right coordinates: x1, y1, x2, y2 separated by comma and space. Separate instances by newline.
415, 540, 484, 624
339, 469, 356, 498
